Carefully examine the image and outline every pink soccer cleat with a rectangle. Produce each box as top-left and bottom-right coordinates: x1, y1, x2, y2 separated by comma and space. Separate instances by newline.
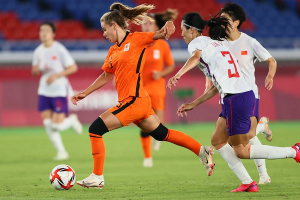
231, 181, 259, 192
292, 143, 300, 163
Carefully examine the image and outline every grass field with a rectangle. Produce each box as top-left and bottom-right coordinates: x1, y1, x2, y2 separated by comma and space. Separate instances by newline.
1, 121, 300, 200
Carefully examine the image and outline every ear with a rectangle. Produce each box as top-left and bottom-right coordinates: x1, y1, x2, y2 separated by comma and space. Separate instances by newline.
233, 20, 240, 29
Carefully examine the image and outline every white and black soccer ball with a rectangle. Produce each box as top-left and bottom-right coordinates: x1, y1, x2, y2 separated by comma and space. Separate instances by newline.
49, 164, 76, 190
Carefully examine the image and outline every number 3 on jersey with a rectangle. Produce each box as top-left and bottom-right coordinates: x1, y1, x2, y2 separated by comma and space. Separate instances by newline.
221, 51, 240, 78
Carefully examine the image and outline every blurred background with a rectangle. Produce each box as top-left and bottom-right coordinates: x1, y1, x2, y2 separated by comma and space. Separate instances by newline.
0, 0, 299, 127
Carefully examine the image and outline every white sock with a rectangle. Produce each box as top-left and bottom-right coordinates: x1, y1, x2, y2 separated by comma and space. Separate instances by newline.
250, 136, 269, 177
217, 143, 253, 184
256, 123, 264, 135
92, 173, 104, 179
43, 119, 67, 153
250, 145, 296, 159
52, 117, 74, 131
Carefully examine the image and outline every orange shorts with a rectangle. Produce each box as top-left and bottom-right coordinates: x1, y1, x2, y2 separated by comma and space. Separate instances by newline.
149, 95, 165, 111
109, 96, 155, 126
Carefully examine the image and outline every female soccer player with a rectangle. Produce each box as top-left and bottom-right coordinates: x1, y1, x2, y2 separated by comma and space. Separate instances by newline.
139, 9, 177, 167
167, 12, 300, 192
217, 2, 276, 185
32, 21, 83, 160
71, 3, 214, 189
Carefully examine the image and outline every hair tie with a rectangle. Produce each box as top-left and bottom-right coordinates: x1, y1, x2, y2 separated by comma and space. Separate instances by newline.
183, 22, 202, 32
110, 9, 120, 13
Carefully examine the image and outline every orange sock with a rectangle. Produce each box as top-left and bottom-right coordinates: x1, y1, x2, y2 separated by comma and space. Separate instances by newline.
164, 129, 202, 156
140, 136, 152, 158
89, 133, 105, 175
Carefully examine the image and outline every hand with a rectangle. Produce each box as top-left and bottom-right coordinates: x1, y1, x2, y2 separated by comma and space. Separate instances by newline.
265, 74, 274, 90
152, 71, 162, 80
46, 74, 59, 85
71, 92, 87, 105
162, 21, 175, 40
167, 74, 180, 89
177, 103, 195, 117
32, 66, 40, 76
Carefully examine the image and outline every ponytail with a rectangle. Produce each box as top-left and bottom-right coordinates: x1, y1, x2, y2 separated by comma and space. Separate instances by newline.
101, 3, 155, 30
205, 13, 231, 41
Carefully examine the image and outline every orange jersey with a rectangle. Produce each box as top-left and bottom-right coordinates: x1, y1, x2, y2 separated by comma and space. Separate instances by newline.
102, 31, 155, 102
142, 39, 174, 97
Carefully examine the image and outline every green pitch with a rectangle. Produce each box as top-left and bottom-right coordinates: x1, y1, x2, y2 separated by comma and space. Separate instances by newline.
1, 121, 300, 200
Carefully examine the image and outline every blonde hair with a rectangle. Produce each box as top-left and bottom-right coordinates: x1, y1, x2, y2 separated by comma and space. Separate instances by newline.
100, 3, 155, 30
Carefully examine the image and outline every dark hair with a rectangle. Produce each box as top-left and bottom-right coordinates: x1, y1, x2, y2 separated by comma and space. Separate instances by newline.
182, 12, 231, 41
221, 2, 246, 29
40, 21, 56, 33
101, 3, 154, 30
151, 9, 178, 29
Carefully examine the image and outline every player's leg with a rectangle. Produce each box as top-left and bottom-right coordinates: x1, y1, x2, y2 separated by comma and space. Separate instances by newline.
249, 115, 271, 184
211, 117, 257, 192
51, 97, 83, 134
254, 99, 273, 141
137, 114, 215, 176
152, 109, 164, 151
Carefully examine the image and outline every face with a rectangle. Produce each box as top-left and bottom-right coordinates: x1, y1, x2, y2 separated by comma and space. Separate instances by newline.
181, 21, 193, 44
221, 12, 238, 33
141, 18, 158, 32
101, 21, 117, 43
39, 25, 55, 43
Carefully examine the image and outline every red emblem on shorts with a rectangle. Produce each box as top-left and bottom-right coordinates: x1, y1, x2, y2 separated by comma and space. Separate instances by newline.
241, 51, 247, 55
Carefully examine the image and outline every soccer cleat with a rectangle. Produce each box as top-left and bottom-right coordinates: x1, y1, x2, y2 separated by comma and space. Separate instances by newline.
231, 181, 259, 192
258, 176, 271, 184
77, 174, 104, 189
53, 151, 69, 161
143, 157, 153, 168
292, 143, 300, 163
199, 146, 215, 176
258, 117, 273, 141
152, 139, 161, 151
70, 114, 83, 135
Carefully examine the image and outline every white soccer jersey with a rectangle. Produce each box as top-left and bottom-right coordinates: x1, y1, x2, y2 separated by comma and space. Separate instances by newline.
221, 33, 272, 99
32, 41, 75, 97
188, 36, 251, 99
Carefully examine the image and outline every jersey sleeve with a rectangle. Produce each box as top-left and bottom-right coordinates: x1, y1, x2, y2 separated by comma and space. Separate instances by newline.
101, 48, 114, 73
32, 49, 38, 66
188, 38, 203, 56
162, 41, 174, 66
133, 32, 155, 46
252, 39, 272, 62
59, 45, 75, 67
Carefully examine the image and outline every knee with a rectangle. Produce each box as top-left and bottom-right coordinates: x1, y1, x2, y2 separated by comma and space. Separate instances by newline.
233, 146, 250, 159
211, 135, 227, 150
89, 117, 109, 136
148, 123, 168, 141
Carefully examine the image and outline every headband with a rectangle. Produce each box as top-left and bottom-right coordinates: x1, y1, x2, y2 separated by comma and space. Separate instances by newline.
183, 22, 202, 32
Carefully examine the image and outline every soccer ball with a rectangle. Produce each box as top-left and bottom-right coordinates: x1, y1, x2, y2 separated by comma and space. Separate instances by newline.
49, 164, 76, 190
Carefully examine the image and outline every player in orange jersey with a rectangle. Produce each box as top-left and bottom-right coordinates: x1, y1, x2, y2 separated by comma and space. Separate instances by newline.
139, 9, 178, 167
71, 3, 214, 189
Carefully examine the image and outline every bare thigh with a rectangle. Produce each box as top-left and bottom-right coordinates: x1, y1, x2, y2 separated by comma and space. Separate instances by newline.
154, 109, 164, 124
137, 115, 161, 133
52, 112, 66, 123
211, 117, 229, 150
249, 116, 257, 139
41, 109, 52, 120
230, 132, 251, 159
100, 110, 123, 131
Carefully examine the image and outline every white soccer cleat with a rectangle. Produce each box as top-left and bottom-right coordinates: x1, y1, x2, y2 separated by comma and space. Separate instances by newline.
152, 139, 161, 151
53, 151, 69, 161
70, 114, 83, 135
258, 176, 271, 184
199, 146, 215, 176
143, 157, 153, 168
77, 173, 104, 189
259, 117, 273, 141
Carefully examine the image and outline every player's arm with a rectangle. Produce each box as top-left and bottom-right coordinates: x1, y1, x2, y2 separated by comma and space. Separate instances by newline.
153, 63, 175, 80
32, 65, 40, 76
177, 85, 218, 117
71, 71, 114, 105
265, 57, 277, 90
167, 50, 201, 89
204, 77, 211, 93
153, 21, 175, 40
47, 64, 78, 84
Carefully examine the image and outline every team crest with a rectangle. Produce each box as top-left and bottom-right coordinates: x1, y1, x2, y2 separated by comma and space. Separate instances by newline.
124, 43, 130, 52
